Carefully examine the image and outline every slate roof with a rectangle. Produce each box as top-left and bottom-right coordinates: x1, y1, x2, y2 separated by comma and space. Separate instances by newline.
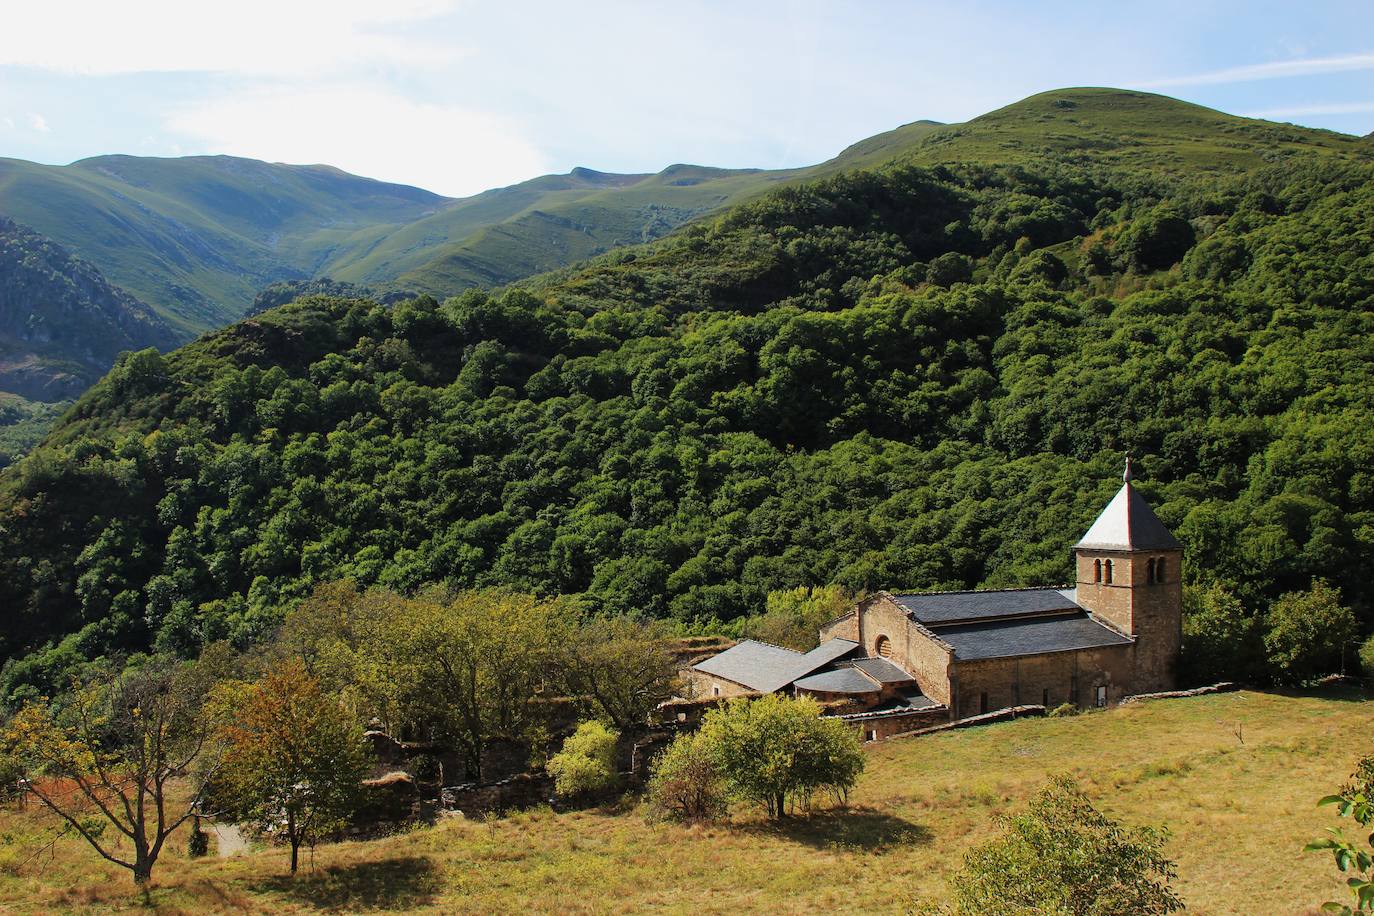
850, 656, 916, 684
793, 667, 881, 694
1076, 482, 1183, 551
889, 587, 1081, 625
799, 637, 863, 669
692, 638, 860, 693
936, 612, 1132, 661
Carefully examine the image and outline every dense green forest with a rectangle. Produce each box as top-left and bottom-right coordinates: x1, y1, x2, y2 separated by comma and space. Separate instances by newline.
2, 90, 1373, 700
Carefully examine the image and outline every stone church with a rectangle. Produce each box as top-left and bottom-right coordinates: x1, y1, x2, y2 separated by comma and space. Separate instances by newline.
688, 462, 1183, 736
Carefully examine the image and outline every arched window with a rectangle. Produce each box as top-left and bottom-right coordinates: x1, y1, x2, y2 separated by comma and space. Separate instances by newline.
1147, 558, 1156, 583
1104, 559, 1114, 584
1094, 559, 1102, 583
875, 635, 893, 659
1156, 556, 1166, 582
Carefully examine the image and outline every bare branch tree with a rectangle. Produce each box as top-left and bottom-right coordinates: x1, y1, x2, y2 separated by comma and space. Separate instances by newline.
1, 657, 219, 885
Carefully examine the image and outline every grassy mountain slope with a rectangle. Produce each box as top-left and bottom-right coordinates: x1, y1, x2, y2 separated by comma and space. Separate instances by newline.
0, 216, 179, 400
0, 689, 1364, 913
895, 88, 1366, 172
0, 156, 448, 333
393, 89, 1368, 295
2, 90, 1364, 335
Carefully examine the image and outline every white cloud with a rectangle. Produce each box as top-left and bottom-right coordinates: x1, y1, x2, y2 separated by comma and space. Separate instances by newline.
0, 0, 464, 77
1138, 52, 1374, 88
166, 87, 549, 197
28, 113, 49, 132
1244, 101, 1374, 119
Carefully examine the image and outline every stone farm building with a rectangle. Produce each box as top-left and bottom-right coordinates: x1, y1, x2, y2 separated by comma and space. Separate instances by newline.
687, 464, 1182, 739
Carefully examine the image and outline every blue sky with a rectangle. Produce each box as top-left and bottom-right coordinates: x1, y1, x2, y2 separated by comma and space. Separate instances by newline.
2, 0, 1372, 196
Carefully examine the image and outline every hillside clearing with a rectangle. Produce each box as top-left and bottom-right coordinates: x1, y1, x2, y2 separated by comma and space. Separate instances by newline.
0, 688, 1367, 914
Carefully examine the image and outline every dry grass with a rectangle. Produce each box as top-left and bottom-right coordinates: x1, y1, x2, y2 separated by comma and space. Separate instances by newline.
0, 688, 1367, 914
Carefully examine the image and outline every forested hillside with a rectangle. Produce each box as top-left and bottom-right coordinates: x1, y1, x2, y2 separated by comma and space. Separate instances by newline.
1, 88, 1372, 697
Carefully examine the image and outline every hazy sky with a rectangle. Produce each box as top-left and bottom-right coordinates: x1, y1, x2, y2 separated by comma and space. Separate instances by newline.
2, 0, 1372, 196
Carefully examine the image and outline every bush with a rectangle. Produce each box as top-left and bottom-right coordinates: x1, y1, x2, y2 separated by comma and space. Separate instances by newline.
1180, 583, 1263, 685
1359, 635, 1374, 681
698, 694, 864, 818
927, 776, 1183, 914
1047, 702, 1079, 718
1263, 579, 1358, 685
645, 730, 728, 823
547, 720, 619, 797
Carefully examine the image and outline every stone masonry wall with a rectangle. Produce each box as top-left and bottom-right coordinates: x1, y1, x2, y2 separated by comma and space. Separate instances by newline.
952, 644, 1136, 718
1075, 548, 1182, 694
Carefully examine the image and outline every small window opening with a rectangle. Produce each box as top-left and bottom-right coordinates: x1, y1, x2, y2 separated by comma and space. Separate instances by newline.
712, 686, 720, 697
1095, 685, 1107, 708
1104, 559, 1114, 584
1156, 556, 1166, 582
1147, 558, 1156, 583
1093, 558, 1102, 583
875, 635, 893, 659
867, 729, 878, 742
1042, 688, 1050, 707
979, 692, 989, 714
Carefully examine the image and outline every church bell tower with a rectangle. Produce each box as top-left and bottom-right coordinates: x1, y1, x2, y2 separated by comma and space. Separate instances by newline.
1072, 459, 1183, 692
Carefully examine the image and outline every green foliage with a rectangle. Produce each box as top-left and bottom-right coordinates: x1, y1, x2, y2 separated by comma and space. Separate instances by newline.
1180, 582, 1263, 685
547, 720, 619, 797
929, 776, 1183, 915
741, 585, 855, 651
1263, 580, 1358, 685
210, 659, 374, 873
4, 131, 1374, 690
1306, 755, 1374, 913
645, 730, 729, 823
1116, 206, 1196, 272
556, 617, 679, 730
1047, 702, 1080, 718
697, 694, 865, 818
1360, 636, 1374, 681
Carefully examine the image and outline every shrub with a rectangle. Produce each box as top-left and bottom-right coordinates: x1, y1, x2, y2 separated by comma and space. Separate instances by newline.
1359, 635, 1374, 681
547, 720, 619, 797
645, 730, 728, 823
1180, 582, 1263, 685
927, 776, 1183, 914
1263, 579, 1358, 685
1047, 702, 1080, 718
698, 694, 864, 818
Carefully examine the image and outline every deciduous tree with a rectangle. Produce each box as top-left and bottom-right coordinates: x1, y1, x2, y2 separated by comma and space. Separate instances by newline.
210, 659, 372, 873
698, 694, 863, 818
928, 776, 1183, 915
0, 657, 217, 885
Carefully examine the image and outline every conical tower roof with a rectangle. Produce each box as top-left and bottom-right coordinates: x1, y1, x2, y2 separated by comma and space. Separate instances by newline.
1075, 461, 1182, 551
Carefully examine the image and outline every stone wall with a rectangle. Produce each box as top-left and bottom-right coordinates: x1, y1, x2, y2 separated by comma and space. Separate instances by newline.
441, 772, 554, 816
951, 644, 1136, 718
836, 705, 949, 741
1075, 547, 1182, 694
847, 594, 954, 707
681, 668, 757, 700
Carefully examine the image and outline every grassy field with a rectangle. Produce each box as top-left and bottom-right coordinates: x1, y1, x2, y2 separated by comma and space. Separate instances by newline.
1, 688, 1367, 914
